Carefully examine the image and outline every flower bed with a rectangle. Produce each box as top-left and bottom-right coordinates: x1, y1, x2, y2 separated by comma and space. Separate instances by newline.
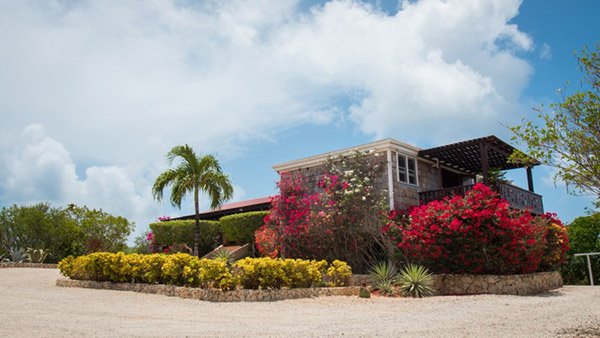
58, 252, 352, 290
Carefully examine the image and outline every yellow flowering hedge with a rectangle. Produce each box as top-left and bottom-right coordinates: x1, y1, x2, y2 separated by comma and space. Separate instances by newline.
58, 253, 352, 290
233, 257, 329, 289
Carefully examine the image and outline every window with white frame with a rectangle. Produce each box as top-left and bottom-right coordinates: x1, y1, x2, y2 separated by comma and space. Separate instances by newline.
397, 152, 418, 185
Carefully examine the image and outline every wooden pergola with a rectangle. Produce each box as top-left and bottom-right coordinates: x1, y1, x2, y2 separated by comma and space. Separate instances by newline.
419, 135, 539, 192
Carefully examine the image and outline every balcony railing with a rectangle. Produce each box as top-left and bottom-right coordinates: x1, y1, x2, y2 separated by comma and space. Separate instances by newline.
418, 182, 544, 215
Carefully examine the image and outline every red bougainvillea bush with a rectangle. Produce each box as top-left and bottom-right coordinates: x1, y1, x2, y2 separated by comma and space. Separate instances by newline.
384, 184, 570, 275
256, 150, 392, 272
256, 172, 330, 259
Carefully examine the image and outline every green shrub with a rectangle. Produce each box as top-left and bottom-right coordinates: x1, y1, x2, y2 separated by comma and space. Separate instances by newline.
561, 213, 600, 285
160, 253, 233, 289
1, 203, 133, 261
149, 220, 221, 256
233, 257, 340, 289
359, 287, 371, 298
59, 252, 233, 290
233, 257, 287, 289
59, 253, 351, 291
284, 259, 328, 288
220, 211, 269, 246
326, 260, 353, 287
58, 256, 74, 276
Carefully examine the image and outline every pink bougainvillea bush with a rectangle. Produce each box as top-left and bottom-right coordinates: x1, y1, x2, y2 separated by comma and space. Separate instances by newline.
256, 150, 392, 272
384, 184, 570, 275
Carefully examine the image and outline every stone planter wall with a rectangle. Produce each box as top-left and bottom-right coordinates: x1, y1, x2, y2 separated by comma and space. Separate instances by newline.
0, 262, 58, 269
56, 278, 359, 302
352, 271, 562, 295
432, 271, 562, 295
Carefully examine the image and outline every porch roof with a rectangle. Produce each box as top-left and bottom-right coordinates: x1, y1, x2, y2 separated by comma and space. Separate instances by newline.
418, 135, 539, 175
169, 196, 271, 221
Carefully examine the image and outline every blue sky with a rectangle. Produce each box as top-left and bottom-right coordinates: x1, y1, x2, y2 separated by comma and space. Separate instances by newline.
0, 0, 598, 242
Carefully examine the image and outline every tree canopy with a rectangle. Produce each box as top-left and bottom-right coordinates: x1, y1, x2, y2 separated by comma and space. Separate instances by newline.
511, 45, 600, 206
0, 203, 134, 262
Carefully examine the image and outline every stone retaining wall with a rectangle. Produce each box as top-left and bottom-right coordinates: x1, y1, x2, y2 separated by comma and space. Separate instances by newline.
351, 271, 562, 295
433, 271, 562, 295
0, 262, 58, 269
56, 278, 359, 302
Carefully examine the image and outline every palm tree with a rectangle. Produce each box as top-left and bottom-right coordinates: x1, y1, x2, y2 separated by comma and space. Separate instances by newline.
152, 145, 233, 256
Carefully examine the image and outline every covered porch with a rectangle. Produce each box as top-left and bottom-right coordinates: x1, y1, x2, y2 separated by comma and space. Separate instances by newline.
417, 135, 544, 214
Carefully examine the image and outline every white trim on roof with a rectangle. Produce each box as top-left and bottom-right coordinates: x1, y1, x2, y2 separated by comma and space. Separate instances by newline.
272, 138, 421, 172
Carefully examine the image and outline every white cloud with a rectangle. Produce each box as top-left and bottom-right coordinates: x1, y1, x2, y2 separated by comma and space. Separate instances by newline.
0, 0, 533, 158
0, 124, 250, 241
540, 43, 552, 60
0, 125, 157, 234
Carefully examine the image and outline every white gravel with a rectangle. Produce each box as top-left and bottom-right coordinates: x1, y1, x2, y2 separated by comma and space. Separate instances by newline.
1, 268, 599, 337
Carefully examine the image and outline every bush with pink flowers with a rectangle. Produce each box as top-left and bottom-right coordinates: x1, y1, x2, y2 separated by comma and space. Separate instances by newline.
384, 184, 569, 274
256, 150, 391, 272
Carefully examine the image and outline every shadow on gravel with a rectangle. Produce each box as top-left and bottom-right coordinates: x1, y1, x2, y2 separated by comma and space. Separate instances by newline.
557, 324, 600, 337
531, 290, 564, 298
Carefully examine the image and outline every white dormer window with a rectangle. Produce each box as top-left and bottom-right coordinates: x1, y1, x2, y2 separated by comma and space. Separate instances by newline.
397, 153, 418, 185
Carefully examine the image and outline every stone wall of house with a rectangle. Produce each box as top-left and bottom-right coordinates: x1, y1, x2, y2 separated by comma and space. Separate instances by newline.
417, 160, 440, 192
391, 156, 440, 210
56, 278, 360, 302
284, 151, 389, 198
0, 263, 58, 269
352, 271, 562, 295
283, 151, 442, 211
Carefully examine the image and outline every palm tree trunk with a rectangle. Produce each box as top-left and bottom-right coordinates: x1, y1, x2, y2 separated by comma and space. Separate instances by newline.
194, 188, 200, 257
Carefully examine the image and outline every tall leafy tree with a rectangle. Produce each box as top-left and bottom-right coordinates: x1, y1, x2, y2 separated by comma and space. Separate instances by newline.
511, 45, 600, 206
152, 145, 233, 256
0, 203, 133, 261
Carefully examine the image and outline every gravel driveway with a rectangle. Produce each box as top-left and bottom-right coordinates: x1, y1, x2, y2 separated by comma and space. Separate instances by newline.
1, 268, 599, 337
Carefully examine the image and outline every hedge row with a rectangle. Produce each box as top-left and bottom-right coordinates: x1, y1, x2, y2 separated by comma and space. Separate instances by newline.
58, 252, 352, 290
150, 211, 269, 255
220, 211, 269, 244
148, 220, 221, 256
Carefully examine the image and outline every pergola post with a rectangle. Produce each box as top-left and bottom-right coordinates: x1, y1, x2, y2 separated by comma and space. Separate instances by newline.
436, 159, 443, 189
526, 167, 534, 192
479, 142, 489, 184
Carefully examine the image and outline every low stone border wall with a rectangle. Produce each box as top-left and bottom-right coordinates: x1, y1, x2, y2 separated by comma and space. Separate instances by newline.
433, 271, 563, 296
352, 271, 562, 295
0, 262, 58, 269
56, 278, 359, 302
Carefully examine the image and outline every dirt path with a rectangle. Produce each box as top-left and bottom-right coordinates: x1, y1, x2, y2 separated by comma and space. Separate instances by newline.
1, 268, 599, 337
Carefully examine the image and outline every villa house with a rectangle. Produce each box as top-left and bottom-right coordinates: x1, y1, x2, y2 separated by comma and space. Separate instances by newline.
272, 135, 544, 214
173, 135, 544, 222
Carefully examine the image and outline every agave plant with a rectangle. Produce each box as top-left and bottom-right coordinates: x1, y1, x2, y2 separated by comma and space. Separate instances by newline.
397, 264, 435, 298
8, 247, 30, 263
26, 248, 51, 263
369, 261, 399, 295
213, 249, 233, 264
